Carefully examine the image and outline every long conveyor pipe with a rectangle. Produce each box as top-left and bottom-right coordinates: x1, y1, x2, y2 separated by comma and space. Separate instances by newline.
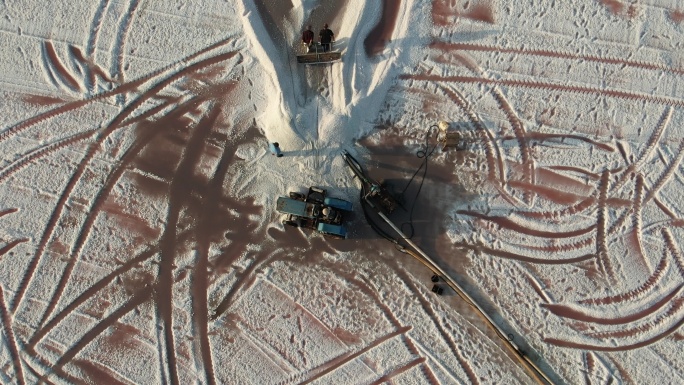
363, 194, 556, 385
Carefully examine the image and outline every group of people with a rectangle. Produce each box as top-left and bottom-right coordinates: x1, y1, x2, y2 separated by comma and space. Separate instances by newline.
302, 24, 335, 53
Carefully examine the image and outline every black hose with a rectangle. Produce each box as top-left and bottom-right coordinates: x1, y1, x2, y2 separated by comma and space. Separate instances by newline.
398, 125, 440, 239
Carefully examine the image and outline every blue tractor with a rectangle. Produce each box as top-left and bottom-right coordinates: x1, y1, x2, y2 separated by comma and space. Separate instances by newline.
276, 187, 353, 239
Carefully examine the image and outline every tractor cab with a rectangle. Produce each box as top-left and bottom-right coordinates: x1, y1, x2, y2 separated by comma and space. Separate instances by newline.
276, 187, 352, 239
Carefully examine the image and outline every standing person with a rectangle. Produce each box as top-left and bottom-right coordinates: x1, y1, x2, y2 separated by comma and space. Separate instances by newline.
301, 25, 314, 52
319, 23, 334, 52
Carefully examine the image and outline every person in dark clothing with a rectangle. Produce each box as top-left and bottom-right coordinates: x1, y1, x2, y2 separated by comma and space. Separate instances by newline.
302, 25, 314, 52
319, 24, 334, 52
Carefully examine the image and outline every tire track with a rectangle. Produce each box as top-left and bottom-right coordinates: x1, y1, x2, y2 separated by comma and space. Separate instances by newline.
36, 96, 202, 328
0, 286, 25, 385
612, 107, 673, 193
508, 179, 588, 206
287, 326, 411, 385
458, 242, 595, 265
654, 196, 677, 219
42, 41, 82, 92
398, 75, 684, 108
432, 51, 532, 191
192, 125, 234, 385
500, 133, 615, 153
0, 39, 234, 145
28, 246, 158, 349
548, 298, 684, 350
237, 319, 298, 374
70, 45, 114, 94
211, 254, 272, 321
644, 138, 684, 205
10, 139, 98, 314
368, 357, 426, 385
0, 238, 29, 258
12, 50, 238, 315
291, 259, 438, 384
111, 0, 141, 105
397, 269, 479, 385
662, 228, 684, 279
84, 0, 111, 94
434, 92, 520, 206
457, 210, 597, 238
344, 273, 437, 383
433, 41, 684, 76
578, 246, 670, 306
543, 284, 682, 325
490, 87, 533, 200
595, 170, 614, 283
47, 286, 154, 382
628, 174, 649, 274
583, 352, 594, 385
0, 208, 19, 217
0, 129, 98, 184
157, 102, 221, 385
582, 297, 684, 343
545, 165, 601, 180
507, 235, 593, 255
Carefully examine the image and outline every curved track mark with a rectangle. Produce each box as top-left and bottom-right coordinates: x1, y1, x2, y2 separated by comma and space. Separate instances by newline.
544, 284, 682, 325
460, 243, 594, 265
0, 208, 19, 218
662, 228, 684, 279
13, 50, 237, 315
0, 238, 29, 258
508, 180, 588, 206
0, 40, 233, 145
0, 129, 97, 184
545, 166, 601, 180
157, 103, 221, 385
507, 235, 593, 254
43, 41, 82, 92
516, 196, 597, 220
36, 97, 201, 328
457, 210, 597, 238
548, 300, 684, 350
192, 118, 236, 385
490, 87, 533, 195
579, 247, 670, 306
28, 247, 158, 348
399, 75, 684, 108
612, 107, 673, 193
11, 143, 97, 314
398, 270, 479, 384
368, 357, 426, 385
501, 133, 615, 152
645, 139, 684, 205
629, 174, 648, 272
49, 287, 154, 380
111, 0, 141, 105
292, 327, 412, 385
595, 171, 614, 283
0, 286, 25, 385
211, 255, 270, 321
434, 42, 684, 76
84, 0, 111, 93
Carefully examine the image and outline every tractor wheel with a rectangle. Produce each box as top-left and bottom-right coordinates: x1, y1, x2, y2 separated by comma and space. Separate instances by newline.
289, 192, 304, 200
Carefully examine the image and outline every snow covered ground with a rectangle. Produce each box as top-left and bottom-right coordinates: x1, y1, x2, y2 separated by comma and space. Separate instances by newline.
1, 0, 683, 384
